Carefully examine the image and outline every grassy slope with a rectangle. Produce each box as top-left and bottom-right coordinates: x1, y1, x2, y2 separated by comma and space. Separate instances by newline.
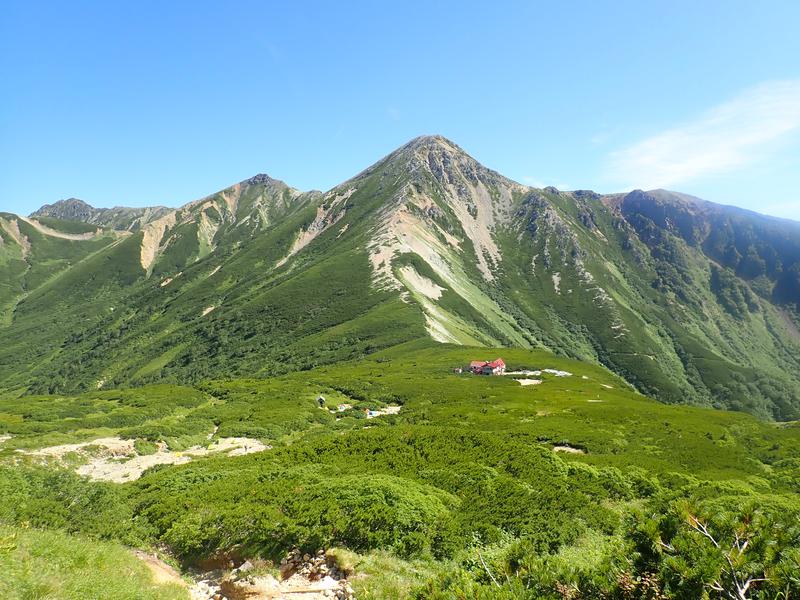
0, 172, 431, 395
0, 214, 118, 327
0, 525, 187, 600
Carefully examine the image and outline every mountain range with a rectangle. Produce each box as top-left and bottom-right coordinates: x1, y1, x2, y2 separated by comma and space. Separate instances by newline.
2, 135, 799, 419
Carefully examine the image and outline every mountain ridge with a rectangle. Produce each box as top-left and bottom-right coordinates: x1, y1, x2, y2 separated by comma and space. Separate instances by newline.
2, 135, 799, 419
25, 135, 800, 227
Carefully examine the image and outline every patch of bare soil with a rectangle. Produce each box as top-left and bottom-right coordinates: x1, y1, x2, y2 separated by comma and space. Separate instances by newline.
22, 436, 270, 483
515, 378, 543, 386
140, 211, 178, 271
276, 188, 354, 268
365, 405, 401, 419
0, 217, 31, 258
553, 445, 586, 454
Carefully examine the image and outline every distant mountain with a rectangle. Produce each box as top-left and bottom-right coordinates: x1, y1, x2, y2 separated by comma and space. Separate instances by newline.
32, 198, 172, 231
1, 135, 798, 419
607, 188, 800, 311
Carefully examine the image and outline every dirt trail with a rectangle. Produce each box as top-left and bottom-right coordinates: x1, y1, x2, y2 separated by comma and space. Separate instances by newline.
134, 551, 187, 588
18, 216, 101, 240
278, 573, 342, 597
194, 572, 345, 600
365, 405, 402, 419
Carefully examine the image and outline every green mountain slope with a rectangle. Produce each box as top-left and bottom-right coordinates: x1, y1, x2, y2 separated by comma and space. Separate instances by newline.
0, 212, 122, 324
1, 136, 798, 418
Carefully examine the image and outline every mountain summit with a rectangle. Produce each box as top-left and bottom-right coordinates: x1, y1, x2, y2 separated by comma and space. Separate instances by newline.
2, 136, 799, 418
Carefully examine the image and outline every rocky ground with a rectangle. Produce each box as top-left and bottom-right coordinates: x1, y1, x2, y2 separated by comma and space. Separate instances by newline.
187, 549, 355, 600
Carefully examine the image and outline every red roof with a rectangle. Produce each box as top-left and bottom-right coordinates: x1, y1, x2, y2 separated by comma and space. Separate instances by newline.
486, 358, 505, 368
469, 361, 486, 368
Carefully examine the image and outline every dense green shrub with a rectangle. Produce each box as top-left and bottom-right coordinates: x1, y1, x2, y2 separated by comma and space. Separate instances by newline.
0, 466, 146, 544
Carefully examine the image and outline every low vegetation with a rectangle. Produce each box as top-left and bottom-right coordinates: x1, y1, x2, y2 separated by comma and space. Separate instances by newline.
1, 345, 798, 598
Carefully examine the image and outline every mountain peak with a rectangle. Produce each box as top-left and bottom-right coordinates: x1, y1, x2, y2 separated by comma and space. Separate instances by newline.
391, 135, 523, 192
31, 198, 96, 219
404, 134, 461, 150
380, 135, 493, 174
243, 173, 279, 186
395, 135, 472, 162
342, 134, 524, 202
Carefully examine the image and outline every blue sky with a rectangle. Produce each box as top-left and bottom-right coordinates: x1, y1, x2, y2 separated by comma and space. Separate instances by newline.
2, 1, 800, 220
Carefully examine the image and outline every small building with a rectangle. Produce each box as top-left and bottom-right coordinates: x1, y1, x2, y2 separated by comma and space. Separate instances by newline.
469, 360, 486, 374
482, 358, 506, 376
469, 358, 506, 375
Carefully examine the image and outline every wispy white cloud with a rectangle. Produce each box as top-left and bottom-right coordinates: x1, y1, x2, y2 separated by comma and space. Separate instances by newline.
608, 80, 800, 189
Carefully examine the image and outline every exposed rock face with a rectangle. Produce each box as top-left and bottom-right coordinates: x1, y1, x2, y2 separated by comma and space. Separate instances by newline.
32, 175, 315, 276
246, 173, 278, 186
363, 135, 524, 285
